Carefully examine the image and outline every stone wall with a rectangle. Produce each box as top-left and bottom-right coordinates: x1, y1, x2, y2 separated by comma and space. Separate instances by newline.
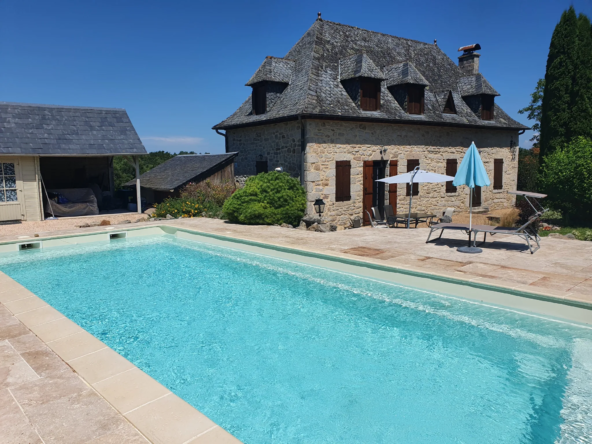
303, 120, 519, 226
227, 121, 302, 178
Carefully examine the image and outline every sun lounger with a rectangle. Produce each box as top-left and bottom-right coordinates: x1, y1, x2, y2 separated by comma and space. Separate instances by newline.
426, 223, 489, 243
472, 216, 542, 254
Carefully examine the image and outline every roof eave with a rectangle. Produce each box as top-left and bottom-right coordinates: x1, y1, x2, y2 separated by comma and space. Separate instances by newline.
213, 113, 528, 131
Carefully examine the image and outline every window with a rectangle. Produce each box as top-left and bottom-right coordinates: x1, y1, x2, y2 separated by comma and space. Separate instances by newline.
252, 84, 266, 115
445, 159, 457, 193
255, 160, 268, 174
481, 95, 494, 120
335, 161, 351, 202
407, 85, 424, 115
406, 159, 420, 196
360, 80, 380, 111
0, 163, 17, 203
494, 159, 504, 190
443, 91, 456, 114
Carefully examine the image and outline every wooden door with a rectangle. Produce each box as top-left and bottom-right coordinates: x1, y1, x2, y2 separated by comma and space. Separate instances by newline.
389, 160, 398, 215
472, 186, 482, 207
363, 161, 374, 225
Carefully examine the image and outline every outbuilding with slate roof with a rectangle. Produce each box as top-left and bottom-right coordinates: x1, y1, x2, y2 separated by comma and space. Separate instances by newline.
0, 102, 147, 221
124, 153, 238, 203
213, 16, 528, 227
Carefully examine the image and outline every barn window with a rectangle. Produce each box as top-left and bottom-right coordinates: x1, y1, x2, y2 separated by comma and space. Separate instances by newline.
360, 80, 380, 111
406, 159, 420, 196
481, 95, 494, 120
252, 84, 267, 115
494, 159, 504, 190
335, 161, 351, 202
407, 85, 424, 115
0, 163, 17, 202
443, 92, 456, 114
445, 159, 457, 193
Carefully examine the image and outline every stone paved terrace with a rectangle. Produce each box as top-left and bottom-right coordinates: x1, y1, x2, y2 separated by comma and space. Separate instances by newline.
0, 217, 591, 443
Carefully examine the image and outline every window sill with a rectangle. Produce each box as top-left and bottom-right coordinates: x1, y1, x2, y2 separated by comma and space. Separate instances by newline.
492, 189, 504, 193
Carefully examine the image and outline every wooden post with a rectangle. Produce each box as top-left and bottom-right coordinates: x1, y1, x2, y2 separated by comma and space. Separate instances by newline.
134, 156, 141, 214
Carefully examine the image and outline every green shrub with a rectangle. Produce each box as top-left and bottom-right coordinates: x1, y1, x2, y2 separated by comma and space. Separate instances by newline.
538, 137, 592, 224
180, 180, 235, 209
222, 172, 306, 226
153, 198, 200, 218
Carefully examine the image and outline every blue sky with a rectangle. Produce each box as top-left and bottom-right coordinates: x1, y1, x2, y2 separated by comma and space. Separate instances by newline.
1, 0, 590, 153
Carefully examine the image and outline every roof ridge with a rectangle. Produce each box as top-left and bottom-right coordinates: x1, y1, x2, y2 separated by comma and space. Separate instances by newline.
321, 20, 434, 47
0, 101, 126, 111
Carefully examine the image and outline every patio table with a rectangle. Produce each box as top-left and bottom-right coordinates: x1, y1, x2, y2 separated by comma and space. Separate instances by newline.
388, 213, 436, 228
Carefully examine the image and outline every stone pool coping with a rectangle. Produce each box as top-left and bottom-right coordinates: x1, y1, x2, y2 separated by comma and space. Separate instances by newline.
0, 271, 241, 444
0, 222, 590, 443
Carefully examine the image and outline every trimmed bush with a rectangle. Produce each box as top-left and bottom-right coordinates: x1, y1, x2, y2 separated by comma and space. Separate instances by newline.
154, 198, 200, 218
538, 137, 592, 224
222, 172, 306, 226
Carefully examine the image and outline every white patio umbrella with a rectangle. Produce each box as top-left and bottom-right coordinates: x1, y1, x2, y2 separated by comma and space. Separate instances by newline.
377, 166, 455, 229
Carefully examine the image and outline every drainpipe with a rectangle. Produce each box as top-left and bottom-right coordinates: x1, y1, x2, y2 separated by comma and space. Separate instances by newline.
299, 116, 306, 186
215, 129, 228, 153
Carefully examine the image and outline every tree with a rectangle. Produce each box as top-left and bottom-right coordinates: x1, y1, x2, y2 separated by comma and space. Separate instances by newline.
539, 7, 578, 158
571, 13, 592, 140
538, 137, 592, 224
518, 79, 544, 147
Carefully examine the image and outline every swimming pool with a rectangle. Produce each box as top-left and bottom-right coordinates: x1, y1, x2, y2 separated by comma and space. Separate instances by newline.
1, 234, 591, 443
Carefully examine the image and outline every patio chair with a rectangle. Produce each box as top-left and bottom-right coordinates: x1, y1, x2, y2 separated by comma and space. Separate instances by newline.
383, 205, 406, 227
365, 210, 387, 228
471, 215, 542, 254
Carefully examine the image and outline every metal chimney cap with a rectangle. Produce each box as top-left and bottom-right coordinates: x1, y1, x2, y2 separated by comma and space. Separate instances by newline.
458, 43, 481, 54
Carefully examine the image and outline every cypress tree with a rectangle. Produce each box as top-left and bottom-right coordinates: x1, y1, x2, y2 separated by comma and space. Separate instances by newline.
571, 13, 592, 140
539, 7, 578, 159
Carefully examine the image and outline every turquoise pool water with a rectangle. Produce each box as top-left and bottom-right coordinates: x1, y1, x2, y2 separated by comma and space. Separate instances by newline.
1, 236, 591, 443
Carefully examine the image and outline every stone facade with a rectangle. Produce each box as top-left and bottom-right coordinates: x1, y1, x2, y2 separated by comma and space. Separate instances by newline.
228, 119, 519, 228
227, 121, 302, 178
303, 120, 519, 226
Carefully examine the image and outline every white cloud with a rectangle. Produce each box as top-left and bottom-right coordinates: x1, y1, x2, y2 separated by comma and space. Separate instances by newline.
141, 136, 204, 146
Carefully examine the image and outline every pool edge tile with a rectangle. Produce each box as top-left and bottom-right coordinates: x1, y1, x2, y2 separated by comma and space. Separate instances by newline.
4, 295, 48, 315
46, 330, 107, 362
125, 393, 219, 444
68, 347, 136, 385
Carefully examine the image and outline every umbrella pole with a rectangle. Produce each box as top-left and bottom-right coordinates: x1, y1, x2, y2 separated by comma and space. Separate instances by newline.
407, 182, 413, 229
468, 189, 473, 247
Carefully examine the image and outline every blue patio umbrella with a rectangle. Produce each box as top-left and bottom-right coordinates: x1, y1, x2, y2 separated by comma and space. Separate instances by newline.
453, 142, 490, 253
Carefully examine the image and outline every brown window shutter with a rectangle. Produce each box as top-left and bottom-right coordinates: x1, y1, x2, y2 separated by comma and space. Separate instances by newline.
406, 159, 420, 196
407, 85, 424, 115
335, 161, 351, 201
494, 159, 503, 190
481, 95, 494, 120
389, 160, 398, 213
360, 80, 379, 111
445, 159, 457, 193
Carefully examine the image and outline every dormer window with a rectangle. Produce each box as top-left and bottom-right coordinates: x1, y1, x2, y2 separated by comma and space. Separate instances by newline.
481, 95, 494, 120
360, 79, 380, 111
246, 56, 295, 116
407, 85, 424, 115
339, 53, 385, 112
252, 83, 267, 115
443, 91, 456, 114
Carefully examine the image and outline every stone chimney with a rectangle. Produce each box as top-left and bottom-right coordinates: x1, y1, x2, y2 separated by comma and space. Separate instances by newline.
458, 44, 481, 75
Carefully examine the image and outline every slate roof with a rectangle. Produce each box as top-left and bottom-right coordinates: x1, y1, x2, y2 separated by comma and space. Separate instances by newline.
246, 57, 295, 86
339, 53, 385, 81
0, 102, 147, 156
125, 152, 238, 191
384, 62, 429, 87
458, 74, 500, 96
214, 19, 527, 131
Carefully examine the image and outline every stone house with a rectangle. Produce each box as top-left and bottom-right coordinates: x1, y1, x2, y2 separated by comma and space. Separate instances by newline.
213, 16, 528, 226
